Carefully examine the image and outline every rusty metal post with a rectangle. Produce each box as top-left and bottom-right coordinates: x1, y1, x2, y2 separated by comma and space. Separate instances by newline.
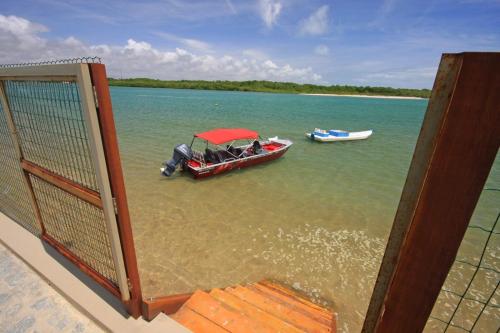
89, 64, 143, 318
362, 52, 500, 332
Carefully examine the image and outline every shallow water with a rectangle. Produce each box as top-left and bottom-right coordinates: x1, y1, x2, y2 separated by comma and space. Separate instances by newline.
111, 87, 499, 332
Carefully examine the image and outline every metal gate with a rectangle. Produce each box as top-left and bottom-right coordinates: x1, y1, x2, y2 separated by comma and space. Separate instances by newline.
0, 60, 142, 317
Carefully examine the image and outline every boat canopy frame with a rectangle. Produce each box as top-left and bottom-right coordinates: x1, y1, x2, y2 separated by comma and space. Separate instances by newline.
190, 129, 263, 160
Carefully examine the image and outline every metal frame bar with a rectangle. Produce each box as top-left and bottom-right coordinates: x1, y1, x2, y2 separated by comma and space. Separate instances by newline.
75, 64, 130, 302
362, 52, 500, 332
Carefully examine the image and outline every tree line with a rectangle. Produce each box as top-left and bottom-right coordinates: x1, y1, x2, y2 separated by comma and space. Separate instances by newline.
108, 78, 431, 98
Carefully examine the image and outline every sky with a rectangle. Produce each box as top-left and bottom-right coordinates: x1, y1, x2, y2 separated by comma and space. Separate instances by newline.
0, 0, 499, 88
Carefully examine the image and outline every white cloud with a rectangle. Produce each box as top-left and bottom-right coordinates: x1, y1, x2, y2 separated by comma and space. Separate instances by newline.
369, 0, 398, 27
224, 0, 237, 14
0, 15, 322, 83
242, 49, 268, 61
299, 5, 330, 36
154, 31, 212, 52
259, 0, 282, 28
314, 44, 329, 56
0, 14, 48, 50
354, 67, 437, 86
263, 60, 278, 69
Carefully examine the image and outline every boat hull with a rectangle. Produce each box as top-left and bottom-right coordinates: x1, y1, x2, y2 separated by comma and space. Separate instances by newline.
305, 130, 373, 142
186, 140, 291, 179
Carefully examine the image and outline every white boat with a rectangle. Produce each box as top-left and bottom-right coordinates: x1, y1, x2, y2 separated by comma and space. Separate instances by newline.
305, 128, 373, 142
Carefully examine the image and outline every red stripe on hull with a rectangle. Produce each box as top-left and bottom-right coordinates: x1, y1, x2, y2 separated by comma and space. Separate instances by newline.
188, 148, 289, 179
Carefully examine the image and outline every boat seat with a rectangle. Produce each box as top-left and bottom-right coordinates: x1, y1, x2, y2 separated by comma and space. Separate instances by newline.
217, 150, 234, 162
227, 146, 242, 157
252, 140, 263, 154
205, 149, 220, 163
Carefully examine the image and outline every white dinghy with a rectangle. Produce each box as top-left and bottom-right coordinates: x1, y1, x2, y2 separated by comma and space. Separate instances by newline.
305, 128, 373, 142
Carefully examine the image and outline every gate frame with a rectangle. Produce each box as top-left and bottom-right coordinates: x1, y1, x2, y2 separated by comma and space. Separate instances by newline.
0, 63, 142, 318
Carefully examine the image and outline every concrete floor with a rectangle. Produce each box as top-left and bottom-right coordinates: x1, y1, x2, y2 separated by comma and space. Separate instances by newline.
0, 212, 190, 333
0, 243, 103, 333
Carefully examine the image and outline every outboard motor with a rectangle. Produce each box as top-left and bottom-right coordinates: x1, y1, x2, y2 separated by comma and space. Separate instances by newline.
162, 144, 193, 177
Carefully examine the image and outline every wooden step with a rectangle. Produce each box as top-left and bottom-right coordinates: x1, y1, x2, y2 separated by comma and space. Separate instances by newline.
171, 307, 229, 333
210, 288, 303, 333
169, 281, 337, 333
257, 280, 334, 318
179, 290, 270, 333
250, 283, 334, 324
227, 286, 331, 332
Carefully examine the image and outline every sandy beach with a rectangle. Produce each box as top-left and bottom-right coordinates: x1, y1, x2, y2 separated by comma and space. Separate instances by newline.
300, 93, 427, 100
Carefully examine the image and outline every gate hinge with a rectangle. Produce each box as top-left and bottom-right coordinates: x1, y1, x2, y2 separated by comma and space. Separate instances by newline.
112, 197, 118, 215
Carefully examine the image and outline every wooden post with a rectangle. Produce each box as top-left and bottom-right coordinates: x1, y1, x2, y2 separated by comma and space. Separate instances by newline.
89, 64, 143, 319
362, 52, 500, 332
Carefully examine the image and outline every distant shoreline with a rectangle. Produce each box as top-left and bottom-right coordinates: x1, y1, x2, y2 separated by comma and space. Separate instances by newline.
300, 93, 427, 100
108, 78, 431, 99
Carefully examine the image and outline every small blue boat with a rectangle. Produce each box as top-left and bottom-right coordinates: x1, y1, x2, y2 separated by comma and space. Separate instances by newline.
305, 128, 373, 142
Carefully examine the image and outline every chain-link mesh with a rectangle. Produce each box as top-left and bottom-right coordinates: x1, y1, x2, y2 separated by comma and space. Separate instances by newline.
30, 174, 118, 285
0, 99, 40, 235
4, 80, 99, 192
426, 187, 500, 332
0, 70, 120, 290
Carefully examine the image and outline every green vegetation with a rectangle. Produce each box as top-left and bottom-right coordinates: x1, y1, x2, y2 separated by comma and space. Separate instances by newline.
108, 78, 431, 98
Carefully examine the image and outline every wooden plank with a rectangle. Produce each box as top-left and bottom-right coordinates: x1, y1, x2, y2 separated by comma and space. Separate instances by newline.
362, 53, 464, 333
89, 63, 142, 318
247, 285, 334, 327
258, 281, 334, 317
21, 160, 102, 208
228, 286, 330, 332
185, 290, 272, 333
141, 293, 192, 320
171, 307, 229, 333
364, 52, 500, 332
209, 289, 302, 333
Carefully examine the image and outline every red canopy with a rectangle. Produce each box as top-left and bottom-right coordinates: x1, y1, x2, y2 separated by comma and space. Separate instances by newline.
195, 128, 259, 145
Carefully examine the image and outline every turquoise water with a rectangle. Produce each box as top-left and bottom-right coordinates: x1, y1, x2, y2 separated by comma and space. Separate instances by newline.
110, 87, 498, 332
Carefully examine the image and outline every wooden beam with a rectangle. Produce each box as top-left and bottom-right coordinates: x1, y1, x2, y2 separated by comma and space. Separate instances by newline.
363, 52, 500, 332
142, 293, 193, 321
89, 63, 143, 318
21, 160, 103, 208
